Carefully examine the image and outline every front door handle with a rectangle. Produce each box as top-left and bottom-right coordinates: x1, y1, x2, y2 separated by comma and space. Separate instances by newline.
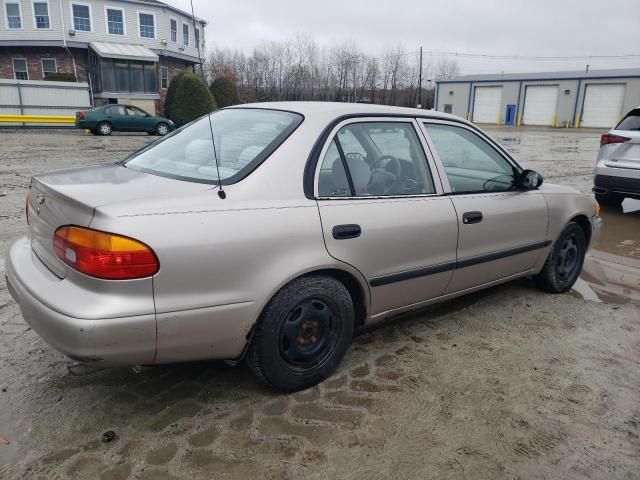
462, 211, 483, 224
332, 224, 361, 240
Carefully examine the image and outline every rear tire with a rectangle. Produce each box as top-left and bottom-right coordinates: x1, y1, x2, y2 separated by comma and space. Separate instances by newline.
97, 122, 112, 136
156, 122, 169, 136
533, 222, 586, 293
595, 192, 624, 208
246, 275, 354, 392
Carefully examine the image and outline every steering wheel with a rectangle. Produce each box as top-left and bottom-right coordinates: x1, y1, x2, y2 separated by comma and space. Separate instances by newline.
482, 174, 514, 192
368, 155, 402, 195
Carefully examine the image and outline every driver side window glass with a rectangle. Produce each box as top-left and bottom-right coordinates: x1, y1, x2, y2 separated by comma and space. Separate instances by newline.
424, 123, 516, 193
319, 122, 435, 197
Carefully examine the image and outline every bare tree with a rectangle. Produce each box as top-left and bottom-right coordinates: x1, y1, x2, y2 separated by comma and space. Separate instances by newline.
205, 35, 460, 109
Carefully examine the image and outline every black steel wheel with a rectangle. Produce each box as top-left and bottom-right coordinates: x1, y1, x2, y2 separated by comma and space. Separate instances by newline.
534, 222, 587, 293
246, 275, 354, 391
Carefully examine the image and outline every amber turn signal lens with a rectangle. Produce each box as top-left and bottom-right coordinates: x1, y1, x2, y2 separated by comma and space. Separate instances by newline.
594, 201, 601, 217
53, 226, 159, 280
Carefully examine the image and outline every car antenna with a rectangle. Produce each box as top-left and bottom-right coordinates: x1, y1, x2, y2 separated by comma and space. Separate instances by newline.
190, 0, 225, 199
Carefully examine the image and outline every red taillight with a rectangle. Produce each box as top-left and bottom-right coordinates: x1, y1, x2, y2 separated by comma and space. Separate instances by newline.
53, 226, 159, 280
600, 134, 630, 146
78, 111, 86, 120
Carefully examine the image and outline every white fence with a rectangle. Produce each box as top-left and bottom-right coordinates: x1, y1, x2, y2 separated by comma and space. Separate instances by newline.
0, 79, 91, 127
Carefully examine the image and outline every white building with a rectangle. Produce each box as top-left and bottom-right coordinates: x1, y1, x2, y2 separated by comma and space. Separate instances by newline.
0, 0, 207, 113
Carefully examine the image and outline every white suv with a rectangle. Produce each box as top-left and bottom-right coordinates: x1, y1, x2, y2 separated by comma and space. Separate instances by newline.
594, 107, 640, 207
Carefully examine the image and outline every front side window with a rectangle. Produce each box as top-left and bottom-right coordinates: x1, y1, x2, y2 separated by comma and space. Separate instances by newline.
125, 109, 303, 184
106, 8, 124, 35
170, 18, 177, 42
139, 12, 154, 38
33, 2, 50, 28
72, 4, 91, 31
13, 59, 28, 80
182, 23, 189, 46
126, 105, 148, 117
424, 123, 517, 193
5, 2, 21, 28
318, 122, 435, 197
41, 58, 56, 77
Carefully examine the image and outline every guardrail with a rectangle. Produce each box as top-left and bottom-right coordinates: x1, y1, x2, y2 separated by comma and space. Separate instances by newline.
0, 114, 76, 124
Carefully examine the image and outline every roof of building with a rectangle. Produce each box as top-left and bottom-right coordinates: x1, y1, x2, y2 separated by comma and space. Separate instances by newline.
122, 0, 207, 25
90, 42, 159, 62
436, 68, 640, 83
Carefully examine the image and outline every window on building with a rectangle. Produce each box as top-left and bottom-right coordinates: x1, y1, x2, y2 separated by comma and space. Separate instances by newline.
33, 2, 50, 28
41, 58, 57, 78
13, 59, 28, 80
182, 23, 189, 46
139, 12, 155, 38
170, 18, 177, 42
5, 2, 22, 29
99, 60, 158, 94
443, 104, 453, 114
106, 8, 124, 35
160, 66, 168, 89
72, 3, 91, 31
194, 27, 200, 49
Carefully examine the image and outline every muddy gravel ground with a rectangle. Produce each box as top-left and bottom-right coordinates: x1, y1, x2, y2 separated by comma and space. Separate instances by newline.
0, 127, 639, 480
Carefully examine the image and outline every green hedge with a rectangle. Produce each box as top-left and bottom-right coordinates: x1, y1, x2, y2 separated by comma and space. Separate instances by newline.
210, 76, 240, 108
164, 72, 216, 127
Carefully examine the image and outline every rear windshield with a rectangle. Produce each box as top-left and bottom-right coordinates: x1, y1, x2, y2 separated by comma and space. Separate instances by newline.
124, 108, 303, 184
615, 109, 640, 131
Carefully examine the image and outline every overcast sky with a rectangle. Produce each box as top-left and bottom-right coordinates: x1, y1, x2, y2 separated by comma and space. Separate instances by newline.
168, 0, 640, 76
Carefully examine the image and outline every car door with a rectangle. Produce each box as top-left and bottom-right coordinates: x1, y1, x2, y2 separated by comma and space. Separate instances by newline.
104, 105, 129, 131
315, 118, 458, 319
125, 105, 150, 131
420, 120, 549, 293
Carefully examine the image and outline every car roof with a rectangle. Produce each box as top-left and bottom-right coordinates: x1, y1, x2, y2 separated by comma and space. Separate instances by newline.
228, 101, 466, 124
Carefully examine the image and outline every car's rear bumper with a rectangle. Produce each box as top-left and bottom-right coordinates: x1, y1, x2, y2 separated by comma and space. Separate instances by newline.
594, 172, 640, 199
5, 237, 156, 366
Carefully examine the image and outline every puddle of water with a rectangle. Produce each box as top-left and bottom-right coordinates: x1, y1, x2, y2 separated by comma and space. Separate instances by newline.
573, 198, 640, 305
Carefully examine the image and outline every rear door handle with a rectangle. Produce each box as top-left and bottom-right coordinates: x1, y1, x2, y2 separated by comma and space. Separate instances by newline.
462, 211, 483, 224
332, 224, 361, 240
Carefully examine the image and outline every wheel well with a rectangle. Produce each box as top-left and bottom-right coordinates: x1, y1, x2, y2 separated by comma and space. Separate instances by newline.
570, 214, 592, 247
302, 269, 368, 328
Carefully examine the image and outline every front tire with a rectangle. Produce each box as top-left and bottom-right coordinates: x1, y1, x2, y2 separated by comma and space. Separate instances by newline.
246, 275, 354, 392
97, 121, 112, 136
533, 222, 586, 293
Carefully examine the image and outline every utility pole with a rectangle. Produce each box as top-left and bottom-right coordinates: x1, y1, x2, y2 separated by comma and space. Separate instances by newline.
417, 46, 423, 109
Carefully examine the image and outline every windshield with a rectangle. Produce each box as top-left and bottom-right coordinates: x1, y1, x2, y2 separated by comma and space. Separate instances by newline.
124, 108, 303, 184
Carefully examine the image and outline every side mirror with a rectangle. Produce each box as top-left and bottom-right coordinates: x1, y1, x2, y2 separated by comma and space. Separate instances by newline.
518, 169, 543, 189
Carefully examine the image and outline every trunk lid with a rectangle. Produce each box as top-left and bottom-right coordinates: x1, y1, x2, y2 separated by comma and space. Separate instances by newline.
605, 129, 640, 170
28, 164, 209, 278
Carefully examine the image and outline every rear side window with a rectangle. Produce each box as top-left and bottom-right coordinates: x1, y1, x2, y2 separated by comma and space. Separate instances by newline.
124, 109, 302, 184
318, 122, 435, 197
615, 109, 640, 131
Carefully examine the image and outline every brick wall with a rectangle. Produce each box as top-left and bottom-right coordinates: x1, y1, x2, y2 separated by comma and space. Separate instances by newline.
0, 47, 87, 81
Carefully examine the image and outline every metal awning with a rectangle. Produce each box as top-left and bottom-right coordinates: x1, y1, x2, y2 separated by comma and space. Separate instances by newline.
89, 42, 159, 62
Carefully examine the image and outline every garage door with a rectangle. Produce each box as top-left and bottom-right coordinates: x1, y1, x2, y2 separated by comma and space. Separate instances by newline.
581, 84, 626, 128
473, 86, 502, 124
523, 85, 559, 126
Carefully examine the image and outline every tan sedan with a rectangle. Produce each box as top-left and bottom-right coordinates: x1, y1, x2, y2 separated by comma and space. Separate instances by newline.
6, 102, 601, 391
